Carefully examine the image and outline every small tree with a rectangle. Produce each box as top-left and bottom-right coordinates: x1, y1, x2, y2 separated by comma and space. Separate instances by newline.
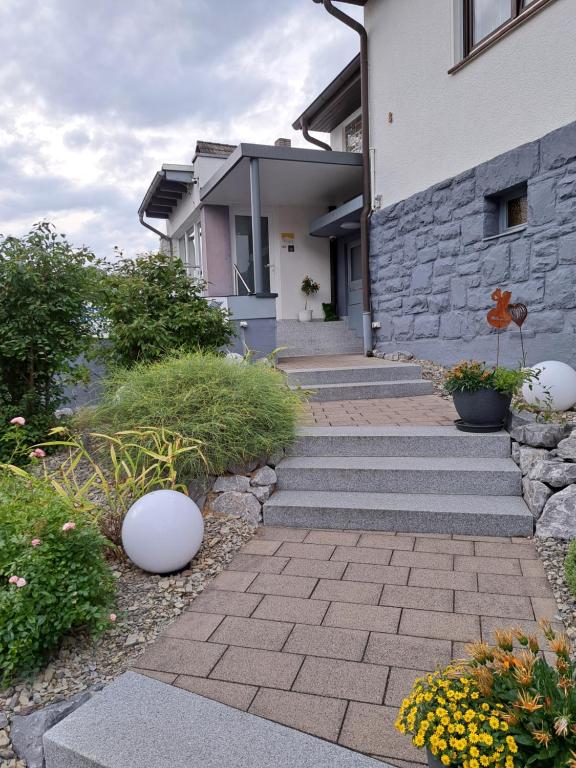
301, 275, 320, 310
101, 251, 234, 367
0, 222, 101, 423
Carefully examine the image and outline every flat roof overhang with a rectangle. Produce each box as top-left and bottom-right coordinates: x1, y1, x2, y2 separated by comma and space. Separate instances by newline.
309, 195, 363, 237
138, 165, 196, 220
200, 143, 362, 207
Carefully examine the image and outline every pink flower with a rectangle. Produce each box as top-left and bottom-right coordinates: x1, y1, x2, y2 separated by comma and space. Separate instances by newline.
109, 613, 117, 622
8, 575, 19, 584
62, 521, 76, 532
31, 538, 41, 547
29, 448, 46, 459
16, 577, 27, 588
10, 416, 25, 426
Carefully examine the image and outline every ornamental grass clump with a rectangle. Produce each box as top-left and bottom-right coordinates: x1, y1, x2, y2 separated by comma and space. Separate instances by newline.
565, 540, 576, 597
0, 471, 116, 685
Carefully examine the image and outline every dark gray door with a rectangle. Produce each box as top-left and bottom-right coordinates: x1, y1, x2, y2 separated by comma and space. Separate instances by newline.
347, 240, 362, 334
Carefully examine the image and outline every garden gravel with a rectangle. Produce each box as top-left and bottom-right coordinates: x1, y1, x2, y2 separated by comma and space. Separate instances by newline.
0, 514, 255, 767
534, 537, 576, 645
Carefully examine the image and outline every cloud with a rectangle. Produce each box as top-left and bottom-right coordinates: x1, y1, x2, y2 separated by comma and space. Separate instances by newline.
0, 0, 361, 259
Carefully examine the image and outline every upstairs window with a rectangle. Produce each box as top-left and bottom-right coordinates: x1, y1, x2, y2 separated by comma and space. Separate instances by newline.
484, 182, 528, 238
344, 115, 362, 153
463, 0, 547, 57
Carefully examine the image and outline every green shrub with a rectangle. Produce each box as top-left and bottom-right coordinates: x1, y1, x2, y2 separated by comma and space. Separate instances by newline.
0, 471, 116, 684
77, 352, 303, 479
565, 540, 576, 596
101, 251, 234, 366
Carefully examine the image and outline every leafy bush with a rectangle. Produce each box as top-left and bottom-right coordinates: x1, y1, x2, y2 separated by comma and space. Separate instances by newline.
0, 222, 101, 425
565, 540, 576, 596
101, 251, 234, 367
77, 352, 303, 479
444, 360, 533, 396
0, 471, 116, 684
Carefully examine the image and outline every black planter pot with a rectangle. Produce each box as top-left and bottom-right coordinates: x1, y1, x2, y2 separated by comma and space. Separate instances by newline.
452, 388, 512, 433
426, 749, 448, 768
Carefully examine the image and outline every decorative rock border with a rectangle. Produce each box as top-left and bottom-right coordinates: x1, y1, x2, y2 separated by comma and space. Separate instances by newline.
508, 412, 576, 538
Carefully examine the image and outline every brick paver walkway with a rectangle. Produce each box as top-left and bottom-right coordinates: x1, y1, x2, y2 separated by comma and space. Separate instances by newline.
134, 527, 560, 767
302, 395, 458, 427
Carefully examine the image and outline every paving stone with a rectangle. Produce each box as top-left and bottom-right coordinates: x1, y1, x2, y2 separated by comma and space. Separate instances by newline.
209, 616, 293, 651
474, 541, 537, 560
305, 530, 361, 546
454, 555, 522, 575
520, 559, 547, 578
241, 539, 283, 556
454, 591, 534, 619
343, 562, 409, 585
312, 579, 382, 605
247, 573, 317, 598
477, 573, 553, 597
332, 545, 394, 565
408, 567, 477, 592
252, 595, 330, 625
293, 656, 389, 704
399, 609, 480, 642
390, 551, 453, 570
531, 597, 562, 621
283, 557, 347, 580
136, 637, 226, 676
132, 669, 177, 684
453, 535, 512, 542
384, 667, 429, 707
339, 703, 426, 762
211, 570, 258, 592
414, 538, 474, 555
380, 585, 453, 612
162, 612, 225, 641
228, 553, 289, 574
256, 526, 309, 542
174, 675, 257, 710
323, 601, 400, 633
283, 624, 369, 661
365, 633, 452, 671
276, 542, 336, 560
210, 646, 303, 689
249, 688, 347, 742
187, 589, 263, 617
358, 533, 414, 550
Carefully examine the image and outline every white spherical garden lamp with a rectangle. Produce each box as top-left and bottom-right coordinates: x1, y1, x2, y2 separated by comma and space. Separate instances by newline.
522, 360, 576, 412
122, 490, 204, 574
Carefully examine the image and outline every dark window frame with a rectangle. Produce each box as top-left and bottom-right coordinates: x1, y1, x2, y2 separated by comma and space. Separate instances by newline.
451, 0, 555, 74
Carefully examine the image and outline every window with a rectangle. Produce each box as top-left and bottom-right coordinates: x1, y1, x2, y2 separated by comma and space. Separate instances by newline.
181, 223, 203, 279
234, 216, 270, 296
344, 115, 362, 154
484, 182, 528, 237
463, 0, 552, 57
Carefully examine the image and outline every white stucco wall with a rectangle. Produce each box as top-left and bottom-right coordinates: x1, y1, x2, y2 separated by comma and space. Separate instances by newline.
365, 0, 576, 207
166, 155, 228, 236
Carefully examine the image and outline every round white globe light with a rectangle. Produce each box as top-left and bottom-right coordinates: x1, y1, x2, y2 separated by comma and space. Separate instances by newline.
122, 490, 204, 574
522, 360, 576, 412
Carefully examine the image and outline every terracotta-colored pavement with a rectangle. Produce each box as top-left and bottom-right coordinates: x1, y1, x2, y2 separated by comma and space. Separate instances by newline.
301, 395, 458, 427
134, 527, 560, 767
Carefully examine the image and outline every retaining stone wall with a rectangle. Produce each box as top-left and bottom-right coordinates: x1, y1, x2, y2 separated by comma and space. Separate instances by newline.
370, 121, 576, 367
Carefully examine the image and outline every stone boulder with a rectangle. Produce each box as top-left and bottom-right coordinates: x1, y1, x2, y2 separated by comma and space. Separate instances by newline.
522, 477, 553, 519
213, 475, 251, 493
537, 484, 576, 539
251, 466, 277, 487
508, 421, 572, 449
211, 492, 261, 524
556, 432, 576, 461
518, 446, 551, 475
249, 485, 273, 503
511, 441, 520, 465
529, 460, 576, 488
226, 457, 259, 475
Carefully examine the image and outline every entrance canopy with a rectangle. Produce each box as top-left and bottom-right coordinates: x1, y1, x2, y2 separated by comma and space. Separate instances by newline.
200, 144, 362, 207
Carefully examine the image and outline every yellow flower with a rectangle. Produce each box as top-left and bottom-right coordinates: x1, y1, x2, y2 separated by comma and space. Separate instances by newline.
441, 756, 450, 766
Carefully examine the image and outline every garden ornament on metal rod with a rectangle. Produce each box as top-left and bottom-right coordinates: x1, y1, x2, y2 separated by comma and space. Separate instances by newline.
486, 288, 512, 366
508, 302, 528, 367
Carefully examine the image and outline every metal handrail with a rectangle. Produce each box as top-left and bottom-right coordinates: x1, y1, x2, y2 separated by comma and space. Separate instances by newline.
233, 264, 252, 295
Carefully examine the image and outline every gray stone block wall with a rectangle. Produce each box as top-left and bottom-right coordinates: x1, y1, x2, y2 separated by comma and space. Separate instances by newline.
370, 121, 576, 366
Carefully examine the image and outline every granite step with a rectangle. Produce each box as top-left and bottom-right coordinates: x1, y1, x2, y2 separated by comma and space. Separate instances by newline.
291, 379, 434, 401
289, 426, 511, 458
285, 364, 422, 386
275, 456, 522, 496
263, 490, 533, 536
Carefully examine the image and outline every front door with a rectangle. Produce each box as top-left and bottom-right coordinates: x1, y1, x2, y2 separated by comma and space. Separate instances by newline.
347, 240, 362, 335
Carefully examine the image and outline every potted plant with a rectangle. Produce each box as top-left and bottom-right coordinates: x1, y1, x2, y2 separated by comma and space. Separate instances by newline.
299, 276, 319, 322
444, 361, 532, 432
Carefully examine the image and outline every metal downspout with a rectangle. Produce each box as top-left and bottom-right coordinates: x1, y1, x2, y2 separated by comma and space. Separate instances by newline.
138, 212, 174, 257
316, 0, 373, 354
301, 117, 333, 152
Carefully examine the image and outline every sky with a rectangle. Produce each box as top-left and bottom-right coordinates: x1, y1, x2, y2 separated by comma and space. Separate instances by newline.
0, 0, 361, 260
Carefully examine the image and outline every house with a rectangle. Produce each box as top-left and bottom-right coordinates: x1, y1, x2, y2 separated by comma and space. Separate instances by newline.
139, 0, 576, 364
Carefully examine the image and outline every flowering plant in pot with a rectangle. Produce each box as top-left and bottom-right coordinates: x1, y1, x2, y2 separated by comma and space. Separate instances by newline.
299, 276, 319, 322
444, 361, 533, 432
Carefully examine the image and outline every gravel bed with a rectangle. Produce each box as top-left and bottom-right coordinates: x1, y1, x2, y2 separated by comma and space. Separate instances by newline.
534, 537, 576, 644
415, 358, 450, 399
0, 514, 255, 766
